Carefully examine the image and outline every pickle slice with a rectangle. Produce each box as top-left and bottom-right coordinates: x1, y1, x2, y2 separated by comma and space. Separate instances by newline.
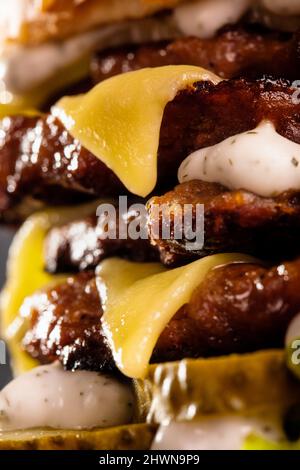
136, 350, 300, 423
0, 424, 157, 450
0, 200, 106, 375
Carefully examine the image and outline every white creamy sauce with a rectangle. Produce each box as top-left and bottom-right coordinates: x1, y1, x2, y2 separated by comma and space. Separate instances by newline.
0, 363, 134, 431
178, 121, 300, 198
0, 15, 178, 94
174, 0, 251, 38
286, 313, 300, 346
151, 414, 283, 450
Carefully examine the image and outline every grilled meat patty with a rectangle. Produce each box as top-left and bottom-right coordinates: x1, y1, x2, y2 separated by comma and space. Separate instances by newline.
1, 78, 300, 224
91, 26, 300, 83
0, 114, 124, 222
37, 77, 300, 269
21, 258, 300, 371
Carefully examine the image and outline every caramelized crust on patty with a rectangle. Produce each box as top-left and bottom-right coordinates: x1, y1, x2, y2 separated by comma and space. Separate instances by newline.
1, 78, 300, 222
45, 213, 158, 273
21, 258, 300, 370
0, 114, 124, 222
92, 26, 300, 82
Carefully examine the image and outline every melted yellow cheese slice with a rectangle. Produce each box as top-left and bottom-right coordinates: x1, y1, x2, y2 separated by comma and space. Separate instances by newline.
0, 56, 89, 117
55, 66, 221, 197
99, 254, 254, 379
0, 200, 102, 375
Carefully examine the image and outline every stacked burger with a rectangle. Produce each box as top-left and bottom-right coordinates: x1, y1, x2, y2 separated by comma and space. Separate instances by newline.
1, 0, 300, 450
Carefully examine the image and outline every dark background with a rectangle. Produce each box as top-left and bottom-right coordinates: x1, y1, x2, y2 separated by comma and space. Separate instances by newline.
0, 229, 14, 388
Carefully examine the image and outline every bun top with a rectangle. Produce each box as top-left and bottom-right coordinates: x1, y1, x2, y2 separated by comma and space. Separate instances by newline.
0, 0, 186, 46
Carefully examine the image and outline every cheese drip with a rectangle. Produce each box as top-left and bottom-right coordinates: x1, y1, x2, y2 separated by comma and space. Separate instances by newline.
98, 254, 253, 379
54, 66, 221, 197
0, 201, 102, 375
178, 121, 300, 197
0, 363, 134, 431
0, 15, 179, 96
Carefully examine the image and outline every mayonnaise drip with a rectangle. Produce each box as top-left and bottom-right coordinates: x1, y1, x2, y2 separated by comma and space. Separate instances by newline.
2, 0, 300, 95
178, 121, 300, 197
0, 363, 134, 431
174, 0, 251, 38
174, 0, 300, 38
0, 0, 35, 40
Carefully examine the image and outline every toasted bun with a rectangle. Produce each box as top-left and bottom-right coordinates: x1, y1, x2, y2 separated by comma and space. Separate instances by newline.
1, 0, 187, 46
